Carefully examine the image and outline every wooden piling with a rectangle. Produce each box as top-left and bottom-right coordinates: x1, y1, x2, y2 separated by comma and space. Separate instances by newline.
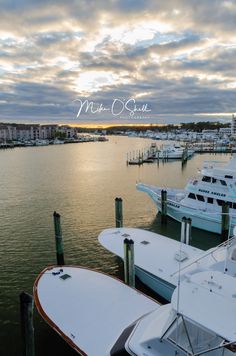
123, 238, 135, 287
20, 292, 35, 356
181, 216, 187, 243
128, 240, 135, 287
115, 197, 123, 228
221, 202, 230, 241
161, 190, 167, 223
182, 147, 188, 163
185, 218, 192, 245
53, 211, 65, 265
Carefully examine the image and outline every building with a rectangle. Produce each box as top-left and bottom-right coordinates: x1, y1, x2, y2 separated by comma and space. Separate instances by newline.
231, 114, 236, 136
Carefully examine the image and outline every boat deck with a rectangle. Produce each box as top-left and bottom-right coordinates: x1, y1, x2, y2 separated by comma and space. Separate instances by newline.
34, 266, 159, 356
98, 228, 203, 286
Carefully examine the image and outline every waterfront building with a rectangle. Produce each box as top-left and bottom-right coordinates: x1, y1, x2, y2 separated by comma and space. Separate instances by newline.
231, 114, 236, 136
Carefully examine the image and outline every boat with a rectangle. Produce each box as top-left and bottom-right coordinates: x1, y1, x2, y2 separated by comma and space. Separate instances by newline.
125, 269, 236, 355
53, 138, 65, 144
35, 139, 49, 146
98, 227, 236, 301
137, 155, 236, 234
34, 266, 236, 355
156, 144, 184, 159
34, 266, 158, 355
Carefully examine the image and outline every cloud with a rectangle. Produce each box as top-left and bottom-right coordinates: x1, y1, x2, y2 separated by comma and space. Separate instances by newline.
0, 0, 235, 123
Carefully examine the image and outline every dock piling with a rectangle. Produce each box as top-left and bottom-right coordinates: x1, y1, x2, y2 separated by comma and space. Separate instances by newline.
181, 216, 187, 243
20, 292, 35, 356
221, 202, 230, 241
115, 197, 123, 228
53, 211, 65, 265
185, 218, 192, 245
123, 238, 135, 287
161, 190, 167, 223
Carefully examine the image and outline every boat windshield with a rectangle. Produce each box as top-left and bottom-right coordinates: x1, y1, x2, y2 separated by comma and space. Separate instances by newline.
164, 315, 228, 355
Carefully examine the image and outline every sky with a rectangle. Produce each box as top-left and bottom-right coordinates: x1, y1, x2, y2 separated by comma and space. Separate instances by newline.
0, 0, 236, 125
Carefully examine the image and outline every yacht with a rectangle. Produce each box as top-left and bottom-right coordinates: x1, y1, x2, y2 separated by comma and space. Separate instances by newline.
34, 266, 236, 355
99, 227, 236, 301
156, 143, 184, 159
137, 155, 236, 234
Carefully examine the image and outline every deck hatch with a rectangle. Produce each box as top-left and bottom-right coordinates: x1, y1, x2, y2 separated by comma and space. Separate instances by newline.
122, 233, 130, 237
140, 240, 150, 245
60, 274, 71, 280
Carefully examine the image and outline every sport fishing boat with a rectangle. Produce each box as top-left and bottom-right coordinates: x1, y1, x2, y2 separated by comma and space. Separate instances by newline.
34, 266, 236, 355
137, 155, 236, 234
124, 269, 236, 356
99, 227, 236, 301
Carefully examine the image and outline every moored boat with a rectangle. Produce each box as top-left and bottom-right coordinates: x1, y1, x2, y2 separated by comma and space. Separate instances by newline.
34, 266, 236, 355
137, 155, 236, 234
34, 266, 158, 355
98, 227, 236, 301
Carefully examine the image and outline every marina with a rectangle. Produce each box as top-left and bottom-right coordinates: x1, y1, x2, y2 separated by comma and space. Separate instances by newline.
1, 0, 235, 354
0, 135, 232, 355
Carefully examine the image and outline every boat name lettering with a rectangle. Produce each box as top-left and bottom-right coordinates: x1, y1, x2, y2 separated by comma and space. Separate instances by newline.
199, 189, 209, 194
168, 202, 180, 208
198, 189, 226, 197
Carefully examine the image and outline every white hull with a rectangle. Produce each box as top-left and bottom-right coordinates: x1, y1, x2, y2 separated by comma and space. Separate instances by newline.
137, 183, 236, 235
136, 266, 175, 301
156, 151, 183, 159
157, 199, 234, 234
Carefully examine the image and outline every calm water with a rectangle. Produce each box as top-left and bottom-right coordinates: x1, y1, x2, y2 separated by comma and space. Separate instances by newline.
0, 136, 227, 355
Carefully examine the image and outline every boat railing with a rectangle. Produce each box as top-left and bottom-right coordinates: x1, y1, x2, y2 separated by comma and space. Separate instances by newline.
170, 236, 236, 277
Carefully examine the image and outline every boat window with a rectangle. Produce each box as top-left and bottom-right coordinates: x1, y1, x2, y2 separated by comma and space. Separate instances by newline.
165, 316, 224, 355
196, 194, 205, 202
225, 175, 233, 179
207, 197, 213, 204
202, 176, 211, 182
233, 203, 236, 209
220, 180, 227, 186
212, 178, 217, 183
188, 193, 196, 199
228, 202, 233, 208
217, 199, 223, 206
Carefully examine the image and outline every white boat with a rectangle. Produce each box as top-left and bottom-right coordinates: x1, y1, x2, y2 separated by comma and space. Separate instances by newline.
34, 266, 236, 355
34, 266, 158, 355
53, 138, 64, 144
156, 144, 184, 159
98, 227, 236, 301
35, 139, 49, 146
126, 270, 236, 355
137, 155, 236, 234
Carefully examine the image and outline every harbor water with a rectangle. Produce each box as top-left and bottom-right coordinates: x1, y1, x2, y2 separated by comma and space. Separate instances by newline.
0, 136, 226, 356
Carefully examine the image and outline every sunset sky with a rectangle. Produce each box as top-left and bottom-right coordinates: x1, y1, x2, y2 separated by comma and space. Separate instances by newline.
0, 0, 236, 124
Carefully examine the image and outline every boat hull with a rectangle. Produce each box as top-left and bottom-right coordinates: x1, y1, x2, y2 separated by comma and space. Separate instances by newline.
157, 201, 229, 234
135, 266, 175, 301
137, 183, 235, 235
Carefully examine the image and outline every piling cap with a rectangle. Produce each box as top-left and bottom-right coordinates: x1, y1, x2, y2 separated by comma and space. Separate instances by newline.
53, 211, 60, 218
